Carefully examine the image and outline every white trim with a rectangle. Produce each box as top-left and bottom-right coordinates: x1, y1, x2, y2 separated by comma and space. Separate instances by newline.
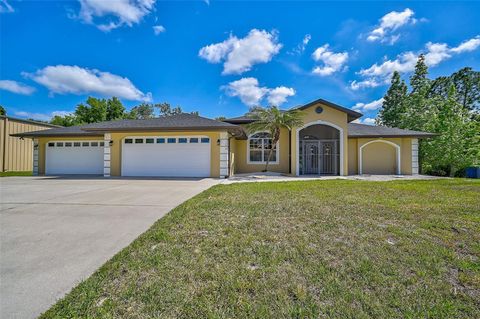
104, 133, 111, 177
359, 139, 401, 175
33, 138, 39, 176
411, 138, 419, 174
246, 131, 280, 165
219, 131, 228, 178
296, 120, 344, 176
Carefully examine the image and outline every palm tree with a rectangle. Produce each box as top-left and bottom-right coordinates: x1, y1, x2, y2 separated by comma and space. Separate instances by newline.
246, 106, 304, 172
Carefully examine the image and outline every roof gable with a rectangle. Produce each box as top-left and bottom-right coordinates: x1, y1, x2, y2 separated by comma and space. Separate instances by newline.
296, 98, 362, 122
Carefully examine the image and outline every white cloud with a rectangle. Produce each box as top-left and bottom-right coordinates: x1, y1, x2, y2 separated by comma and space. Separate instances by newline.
24, 65, 152, 102
153, 25, 165, 35
367, 8, 416, 44
353, 117, 376, 125
0, 80, 36, 95
222, 77, 295, 107
289, 34, 311, 55
350, 79, 382, 90
352, 35, 480, 90
14, 110, 72, 122
199, 29, 282, 75
77, 0, 156, 31
450, 36, 480, 53
311, 44, 348, 76
267, 87, 296, 106
352, 98, 384, 112
0, 0, 14, 13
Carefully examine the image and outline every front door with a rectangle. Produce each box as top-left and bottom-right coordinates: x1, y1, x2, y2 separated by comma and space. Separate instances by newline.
303, 141, 319, 174
319, 141, 337, 175
301, 140, 338, 175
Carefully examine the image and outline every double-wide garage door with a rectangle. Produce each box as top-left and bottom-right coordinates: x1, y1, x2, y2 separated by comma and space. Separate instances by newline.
46, 141, 104, 175
121, 136, 211, 177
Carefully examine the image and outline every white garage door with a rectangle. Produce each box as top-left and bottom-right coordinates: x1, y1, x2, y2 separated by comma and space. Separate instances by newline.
46, 141, 104, 175
121, 136, 211, 177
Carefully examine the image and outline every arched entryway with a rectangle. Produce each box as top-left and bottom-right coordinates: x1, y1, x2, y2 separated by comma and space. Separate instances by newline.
359, 140, 400, 175
297, 122, 342, 175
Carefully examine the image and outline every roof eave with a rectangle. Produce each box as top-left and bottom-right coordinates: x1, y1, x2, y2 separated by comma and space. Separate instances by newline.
348, 134, 438, 138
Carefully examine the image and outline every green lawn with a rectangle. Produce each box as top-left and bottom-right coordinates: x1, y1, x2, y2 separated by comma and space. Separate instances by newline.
0, 171, 32, 177
42, 179, 480, 319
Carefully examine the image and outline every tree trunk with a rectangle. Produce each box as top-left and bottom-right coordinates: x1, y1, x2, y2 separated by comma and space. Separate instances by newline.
264, 130, 280, 172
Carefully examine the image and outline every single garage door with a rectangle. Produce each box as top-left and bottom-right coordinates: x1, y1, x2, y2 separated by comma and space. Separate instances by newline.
361, 141, 399, 175
46, 141, 104, 175
122, 136, 211, 177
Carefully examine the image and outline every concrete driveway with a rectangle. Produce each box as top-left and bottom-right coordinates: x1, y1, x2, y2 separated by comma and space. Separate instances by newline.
0, 176, 219, 319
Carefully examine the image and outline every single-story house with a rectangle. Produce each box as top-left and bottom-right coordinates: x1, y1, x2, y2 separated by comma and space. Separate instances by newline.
1, 115, 60, 172
13, 98, 435, 177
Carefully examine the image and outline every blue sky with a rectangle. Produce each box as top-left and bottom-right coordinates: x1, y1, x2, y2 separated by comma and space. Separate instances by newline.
1, 1, 479, 124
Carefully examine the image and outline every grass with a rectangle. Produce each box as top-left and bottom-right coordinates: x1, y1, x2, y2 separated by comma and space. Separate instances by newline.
41, 179, 480, 318
0, 171, 32, 177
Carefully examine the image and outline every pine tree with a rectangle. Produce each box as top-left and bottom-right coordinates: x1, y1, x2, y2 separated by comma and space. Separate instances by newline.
403, 55, 433, 131
376, 71, 407, 127
410, 54, 429, 93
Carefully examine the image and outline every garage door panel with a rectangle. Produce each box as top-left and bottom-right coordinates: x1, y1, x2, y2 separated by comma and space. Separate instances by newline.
46, 142, 104, 175
121, 137, 211, 177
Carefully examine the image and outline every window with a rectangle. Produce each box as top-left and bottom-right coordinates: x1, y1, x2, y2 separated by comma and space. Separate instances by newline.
201, 137, 210, 143
56, 142, 64, 147
91, 142, 98, 147
135, 139, 143, 144
100, 142, 105, 147
82, 142, 90, 147
73, 142, 81, 147
146, 138, 154, 144
248, 132, 278, 163
157, 138, 165, 144
178, 138, 187, 143
48, 142, 55, 147
125, 139, 133, 144
167, 138, 176, 144
65, 142, 72, 147
190, 138, 199, 143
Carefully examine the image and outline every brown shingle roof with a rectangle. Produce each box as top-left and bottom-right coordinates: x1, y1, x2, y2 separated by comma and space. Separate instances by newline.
12, 113, 246, 138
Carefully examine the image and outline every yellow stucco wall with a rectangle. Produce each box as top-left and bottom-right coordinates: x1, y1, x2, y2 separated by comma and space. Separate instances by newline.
109, 131, 222, 177
347, 137, 413, 175
234, 126, 290, 174
290, 102, 349, 176
37, 136, 103, 175
348, 138, 358, 175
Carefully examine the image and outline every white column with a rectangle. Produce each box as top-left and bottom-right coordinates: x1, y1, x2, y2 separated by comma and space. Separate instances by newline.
219, 132, 228, 178
33, 138, 39, 176
411, 138, 419, 175
104, 133, 111, 177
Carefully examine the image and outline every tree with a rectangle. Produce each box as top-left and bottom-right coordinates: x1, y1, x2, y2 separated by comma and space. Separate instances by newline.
155, 102, 199, 116
0, 105, 6, 116
421, 85, 480, 176
50, 114, 78, 127
156, 102, 182, 116
376, 71, 408, 127
246, 106, 304, 172
430, 67, 480, 111
402, 55, 434, 131
410, 54, 429, 93
106, 97, 125, 121
128, 103, 154, 119
75, 97, 108, 124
